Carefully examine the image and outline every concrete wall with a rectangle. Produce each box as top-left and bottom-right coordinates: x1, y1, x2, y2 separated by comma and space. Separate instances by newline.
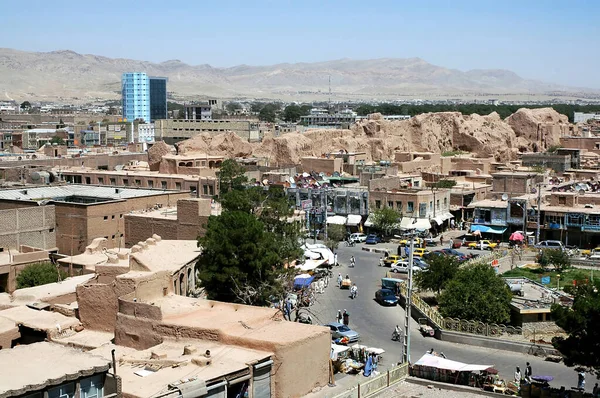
155, 119, 253, 143
0, 153, 147, 170
0, 205, 56, 250
560, 137, 600, 154
300, 157, 343, 175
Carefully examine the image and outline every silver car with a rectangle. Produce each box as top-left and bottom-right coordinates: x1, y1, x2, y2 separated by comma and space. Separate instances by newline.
324, 322, 360, 343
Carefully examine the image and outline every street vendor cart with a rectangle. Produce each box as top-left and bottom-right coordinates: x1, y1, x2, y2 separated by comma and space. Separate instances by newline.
340, 278, 352, 289
418, 318, 435, 337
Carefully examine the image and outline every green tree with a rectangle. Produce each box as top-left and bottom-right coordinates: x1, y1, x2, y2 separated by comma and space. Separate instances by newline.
250, 102, 264, 113
537, 249, 571, 272
370, 207, 401, 236
20, 101, 31, 111
551, 280, 600, 376
16, 262, 68, 289
226, 102, 242, 114
438, 263, 513, 324
217, 159, 247, 195
282, 104, 310, 123
325, 224, 346, 252
415, 255, 460, 295
432, 179, 457, 189
50, 135, 65, 145
258, 103, 279, 123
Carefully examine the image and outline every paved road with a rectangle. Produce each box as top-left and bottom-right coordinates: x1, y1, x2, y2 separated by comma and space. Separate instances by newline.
309, 241, 591, 392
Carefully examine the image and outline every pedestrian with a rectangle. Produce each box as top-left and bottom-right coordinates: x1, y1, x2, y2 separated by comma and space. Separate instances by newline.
450, 219, 455, 229
440, 235, 444, 246
334, 252, 338, 267
525, 362, 532, 382
514, 366, 522, 383
578, 371, 586, 390
342, 309, 349, 326
593, 382, 598, 397
337, 273, 342, 287
336, 310, 343, 323
404, 245, 410, 258
379, 257, 384, 267
284, 297, 292, 321
350, 255, 356, 267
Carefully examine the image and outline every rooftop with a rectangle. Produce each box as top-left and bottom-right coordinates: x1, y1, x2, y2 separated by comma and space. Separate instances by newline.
0, 342, 111, 398
504, 277, 573, 312
0, 274, 95, 307
90, 339, 271, 397
56, 166, 214, 180
0, 184, 178, 202
468, 199, 508, 209
128, 239, 201, 273
0, 306, 81, 334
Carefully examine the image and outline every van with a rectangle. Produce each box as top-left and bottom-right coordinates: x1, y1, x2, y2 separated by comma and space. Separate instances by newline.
535, 240, 564, 250
349, 233, 367, 243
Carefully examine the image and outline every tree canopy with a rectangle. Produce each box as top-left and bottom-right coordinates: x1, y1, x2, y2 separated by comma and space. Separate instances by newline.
225, 102, 242, 114
282, 104, 311, 122
325, 224, 346, 252
432, 179, 457, 189
551, 280, 600, 376
370, 207, 401, 236
415, 255, 460, 295
537, 249, 571, 272
16, 262, 67, 289
20, 101, 31, 111
197, 159, 302, 305
258, 103, 281, 123
50, 135, 65, 145
438, 263, 513, 324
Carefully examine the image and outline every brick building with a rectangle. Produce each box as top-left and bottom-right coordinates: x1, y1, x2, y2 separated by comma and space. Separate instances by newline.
155, 119, 257, 143
0, 186, 191, 256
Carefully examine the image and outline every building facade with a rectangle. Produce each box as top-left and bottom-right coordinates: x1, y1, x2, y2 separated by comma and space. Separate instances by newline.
149, 77, 168, 121
122, 72, 151, 122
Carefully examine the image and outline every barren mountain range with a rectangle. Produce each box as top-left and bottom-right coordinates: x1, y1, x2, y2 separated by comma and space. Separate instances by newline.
0, 48, 595, 102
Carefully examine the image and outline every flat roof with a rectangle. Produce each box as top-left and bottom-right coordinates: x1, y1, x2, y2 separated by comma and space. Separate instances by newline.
90, 339, 271, 397
504, 277, 573, 312
56, 167, 214, 180
128, 240, 201, 273
0, 342, 111, 398
467, 199, 508, 209
0, 184, 178, 202
0, 306, 81, 332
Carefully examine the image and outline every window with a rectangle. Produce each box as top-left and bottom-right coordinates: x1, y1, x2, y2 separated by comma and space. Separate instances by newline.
80, 375, 104, 398
414, 180, 420, 187
48, 382, 75, 398
436, 200, 440, 209
49, 228, 55, 233
148, 180, 154, 188
85, 177, 91, 184
103, 216, 108, 221
175, 182, 181, 190
429, 201, 433, 211
375, 200, 381, 209
161, 181, 167, 189
111, 215, 115, 219
109, 178, 116, 186
209, 185, 214, 195
558, 196, 566, 205
407, 201, 414, 212
387, 201, 393, 208
97, 177, 104, 185
120, 214, 123, 219
396, 201, 402, 211
443, 197, 447, 207
123, 179, 129, 186
203, 185, 209, 195
111, 235, 115, 239
135, 179, 141, 186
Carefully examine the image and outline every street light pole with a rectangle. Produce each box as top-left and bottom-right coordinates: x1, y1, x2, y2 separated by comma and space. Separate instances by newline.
536, 183, 542, 245
403, 236, 414, 364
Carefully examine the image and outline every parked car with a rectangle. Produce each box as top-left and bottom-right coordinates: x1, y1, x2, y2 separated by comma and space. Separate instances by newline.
399, 237, 422, 247
324, 322, 360, 343
467, 240, 498, 250
588, 248, 600, 260
391, 261, 422, 274
534, 240, 565, 251
375, 288, 399, 306
460, 234, 479, 247
412, 248, 428, 258
365, 234, 381, 245
440, 248, 470, 262
348, 233, 367, 244
413, 258, 430, 269
384, 254, 402, 267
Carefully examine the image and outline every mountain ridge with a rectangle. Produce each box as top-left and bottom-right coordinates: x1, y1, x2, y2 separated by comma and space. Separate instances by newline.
0, 48, 595, 102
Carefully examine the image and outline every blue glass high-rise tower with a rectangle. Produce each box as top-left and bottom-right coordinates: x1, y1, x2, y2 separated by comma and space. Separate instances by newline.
121, 72, 151, 122
149, 77, 168, 122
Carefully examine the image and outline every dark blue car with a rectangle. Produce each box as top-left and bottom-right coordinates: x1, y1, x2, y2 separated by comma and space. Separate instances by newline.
365, 234, 381, 244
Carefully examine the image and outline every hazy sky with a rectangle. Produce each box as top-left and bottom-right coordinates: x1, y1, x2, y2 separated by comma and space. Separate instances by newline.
2, 0, 599, 88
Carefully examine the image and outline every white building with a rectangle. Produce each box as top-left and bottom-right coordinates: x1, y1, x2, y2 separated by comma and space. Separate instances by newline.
574, 112, 600, 123
137, 123, 155, 143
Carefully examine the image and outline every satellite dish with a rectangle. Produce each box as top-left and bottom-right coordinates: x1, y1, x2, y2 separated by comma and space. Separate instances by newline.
302, 172, 309, 178
289, 176, 295, 184
501, 193, 508, 201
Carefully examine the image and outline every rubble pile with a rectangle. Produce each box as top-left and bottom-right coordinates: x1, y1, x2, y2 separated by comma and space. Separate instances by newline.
167, 108, 574, 166
147, 141, 174, 171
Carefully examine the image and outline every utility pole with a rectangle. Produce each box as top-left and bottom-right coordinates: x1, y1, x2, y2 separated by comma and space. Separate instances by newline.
403, 236, 414, 364
323, 187, 328, 241
536, 183, 542, 244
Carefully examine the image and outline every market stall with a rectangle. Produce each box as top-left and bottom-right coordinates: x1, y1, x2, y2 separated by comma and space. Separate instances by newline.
293, 274, 315, 290
330, 343, 385, 376
412, 353, 492, 385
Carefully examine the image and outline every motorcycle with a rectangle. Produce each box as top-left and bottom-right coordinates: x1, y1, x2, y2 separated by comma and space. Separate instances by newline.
350, 287, 357, 299
392, 330, 403, 342
345, 240, 355, 247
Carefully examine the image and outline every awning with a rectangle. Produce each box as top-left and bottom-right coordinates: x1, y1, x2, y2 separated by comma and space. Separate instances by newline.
413, 218, 432, 230
470, 225, 507, 234
432, 216, 444, 225
331, 344, 350, 360
296, 259, 327, 271
364, 215, 374, 227
399, 217, 413, 229
346, 214, 362, 226
293, 274, 315, 289
326, 215, 347, 225
441, 212, 454, 221
414, 353, 492, 372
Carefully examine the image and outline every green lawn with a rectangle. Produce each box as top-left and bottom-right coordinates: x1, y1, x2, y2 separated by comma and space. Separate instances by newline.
502, 267, 597, 290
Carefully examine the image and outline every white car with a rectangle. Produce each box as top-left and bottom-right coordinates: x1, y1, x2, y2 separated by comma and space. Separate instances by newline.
391, 261, 422, 274
349, 233, 367, 243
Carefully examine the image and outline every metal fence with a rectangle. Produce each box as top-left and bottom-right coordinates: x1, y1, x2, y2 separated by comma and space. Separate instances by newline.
332, 363, 409, 398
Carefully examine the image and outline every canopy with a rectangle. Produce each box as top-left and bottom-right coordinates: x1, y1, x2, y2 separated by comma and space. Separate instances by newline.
414, 353, 492, 372
326, 215, 347, 225
432, 216, 444, 225
293, 274, 315, 289
364, 215, 374, 227
303, 250, 321, 260
470, 225, 506, 234
346, 214, 362, 226
399, 217, 413, 229
296, 259, 327, 271
509, 232, 524, 241
441, 212, 454, 221
330, 344, 350, 360
412, 218, 432, 230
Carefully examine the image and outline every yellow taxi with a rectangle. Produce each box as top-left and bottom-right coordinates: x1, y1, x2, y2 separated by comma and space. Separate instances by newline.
399, 237, 422, 247
467, 240, 498, 250
412, 248, 429, 258
383, 255, 402, 267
